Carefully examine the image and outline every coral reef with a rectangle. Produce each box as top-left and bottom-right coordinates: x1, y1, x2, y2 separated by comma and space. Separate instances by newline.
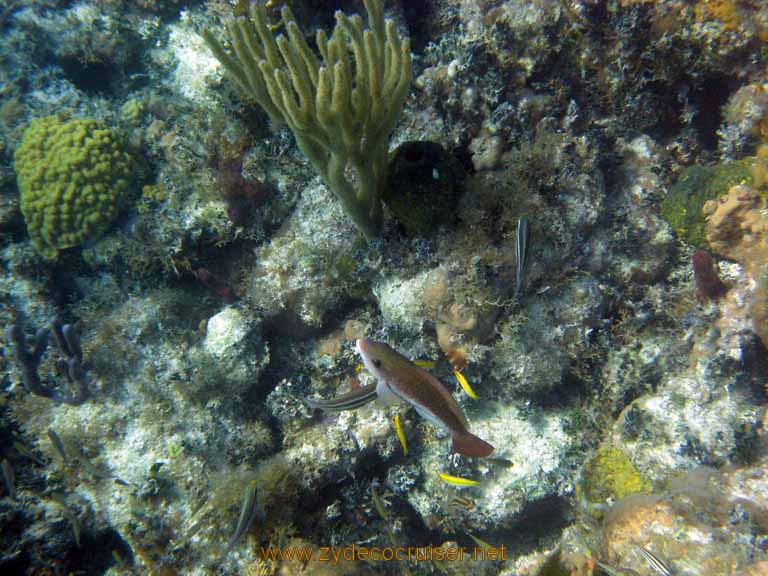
1, 0, 767, 574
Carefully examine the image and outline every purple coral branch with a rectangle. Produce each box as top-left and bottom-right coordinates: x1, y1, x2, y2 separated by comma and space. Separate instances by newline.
7, 319, 90, 405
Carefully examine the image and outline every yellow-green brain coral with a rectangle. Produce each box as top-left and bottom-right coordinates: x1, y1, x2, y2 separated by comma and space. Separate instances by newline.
14, 116, 135, 258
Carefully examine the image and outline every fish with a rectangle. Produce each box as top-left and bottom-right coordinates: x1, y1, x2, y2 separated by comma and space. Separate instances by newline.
485, 457, 515, 468
305, 382, 378, 412
454, 370, 479, 400
438, 472, 481, 487
596, 561, 642, 576
371, 487, 389, 521
227, 479, 259, 550
394, 413, 408, 456
48, 429, 69, 464
13, 440, 46, 466
371, 487, 412, 576
467, 532, 495, 551
1, 459, 16, 500
448, 495, 475, 511
75, 449, 115, 481
513, 216, 532, 301
357, 340, 494, 458
51, 494, 80, 547
635, 544, 672, 576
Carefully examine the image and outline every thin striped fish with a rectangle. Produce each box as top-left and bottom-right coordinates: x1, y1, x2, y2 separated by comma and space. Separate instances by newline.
306, 382, 378, 411
513, 217, 532, 301
636, 544, 673, 576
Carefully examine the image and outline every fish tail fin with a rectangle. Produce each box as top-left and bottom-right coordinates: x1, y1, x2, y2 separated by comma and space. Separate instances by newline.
451, 431, 494, 458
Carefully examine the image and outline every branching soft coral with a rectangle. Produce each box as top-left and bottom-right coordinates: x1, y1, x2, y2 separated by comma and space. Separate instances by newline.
204, 0, 411, 238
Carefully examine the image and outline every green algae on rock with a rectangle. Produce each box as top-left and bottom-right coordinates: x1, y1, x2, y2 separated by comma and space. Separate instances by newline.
660, 159, 752, 248
580, 444, 651, 508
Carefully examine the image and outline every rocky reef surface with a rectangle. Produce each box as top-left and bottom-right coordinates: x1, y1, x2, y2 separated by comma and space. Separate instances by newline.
0, 1, 767, 575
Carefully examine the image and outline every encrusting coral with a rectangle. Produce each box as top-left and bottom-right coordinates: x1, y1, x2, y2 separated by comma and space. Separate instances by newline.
203, 0, 411, 238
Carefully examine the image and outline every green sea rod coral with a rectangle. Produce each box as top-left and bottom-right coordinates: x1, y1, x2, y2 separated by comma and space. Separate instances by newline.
14, 116, 136, 259
203, 0, 411, 238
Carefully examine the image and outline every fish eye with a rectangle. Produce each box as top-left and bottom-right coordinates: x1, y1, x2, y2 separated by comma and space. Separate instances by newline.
372, 359, 382, 368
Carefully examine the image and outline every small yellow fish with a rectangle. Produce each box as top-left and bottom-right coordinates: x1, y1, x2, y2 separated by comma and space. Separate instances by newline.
355, 363, 365, 373
413, 359, 436, 368
454, 371, 479, 400
438, 471, 481, 487
393, 414, 408, 456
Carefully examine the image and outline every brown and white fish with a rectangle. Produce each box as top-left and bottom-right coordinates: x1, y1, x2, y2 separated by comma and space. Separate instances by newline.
307, 339, 494, 458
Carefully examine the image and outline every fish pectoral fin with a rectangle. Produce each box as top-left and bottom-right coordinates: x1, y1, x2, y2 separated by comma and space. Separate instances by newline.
306, 383, 378, 412
374, 380, 405, 406
413, 404, 447, 430
451, 431, 495, 458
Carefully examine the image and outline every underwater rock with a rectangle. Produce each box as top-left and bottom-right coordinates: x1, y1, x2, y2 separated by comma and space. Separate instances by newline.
469, 131, 504, 171
4, 0, 768, 573
202, 305, 268, 392
244, 182, 369, 331
660, 160, 753, 249
384, 140, 465, 237
600, 136, 675, 286
204, 306, 251, 357
599, 464, 768, 576
704, 184, 768, 347
489, 324, 567, 399
619, 364, 763, 479
600, 333, 681, 413
407, 402, 576, 534
720, 83, 768, 156
374, 270, 432, 334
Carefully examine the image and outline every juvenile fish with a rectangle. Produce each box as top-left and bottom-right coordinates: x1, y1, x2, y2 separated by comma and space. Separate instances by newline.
1, 459, 16, 500
51, 494, 80, 547
438, 471, 481, 487
467, 532, 496, 551
394, 413, 408, 456
454, 370, 479, 400
305, 383, 378, 412
485, 457, 515, 468
48, 429, 69, 464
596, 562, 642, 576
513, 216, 532, 301
448, 496, 475, 511
635, 544, 672, 576
13, 441, 46, 466
227, 479, 259, 550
